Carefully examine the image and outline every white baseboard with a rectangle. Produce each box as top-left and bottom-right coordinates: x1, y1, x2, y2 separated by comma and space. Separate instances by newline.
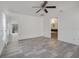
18, 34, 44, 40
59, 38, 79, 46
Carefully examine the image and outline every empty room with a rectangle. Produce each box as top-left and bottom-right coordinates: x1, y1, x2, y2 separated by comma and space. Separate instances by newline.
0, 1, 79, 58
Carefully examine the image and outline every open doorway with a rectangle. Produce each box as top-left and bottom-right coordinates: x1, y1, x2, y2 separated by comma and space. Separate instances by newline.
51, 17, 58, 43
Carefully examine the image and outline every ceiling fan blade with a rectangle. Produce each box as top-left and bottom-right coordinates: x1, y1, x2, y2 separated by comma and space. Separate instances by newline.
36, 9, 41, 13
42, 1, 48, 8
46, 6, 56, 8
44, 9, 48, 13
32, 6, 41, 8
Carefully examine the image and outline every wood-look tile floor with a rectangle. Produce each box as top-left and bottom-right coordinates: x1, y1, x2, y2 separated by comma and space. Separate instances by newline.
0, 35, 79, 58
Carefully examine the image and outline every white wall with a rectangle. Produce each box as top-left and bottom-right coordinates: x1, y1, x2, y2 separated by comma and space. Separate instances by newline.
58, 7, 79, 45
1, 1, 79, 56
0, 12, 8, 55
8, 12, 43, 40
43, 3, 79, 45
1, 1, 79, 45
58, 8, 74, 44
43, 16, 51, 38
43, 11, 59, 38
0, 12, 4, 55
9, 3, 79, 45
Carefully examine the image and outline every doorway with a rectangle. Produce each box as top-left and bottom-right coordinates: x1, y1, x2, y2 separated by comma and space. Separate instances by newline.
51, 17, 58, 44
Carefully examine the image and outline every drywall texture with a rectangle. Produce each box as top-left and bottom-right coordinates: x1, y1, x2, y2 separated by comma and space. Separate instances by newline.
58, 7, 79, 45
0, 12, 7, 56
0, 13, 4, 55
8, 12, 44, 40
43, 2, 79, 45
1, 1, 79, 45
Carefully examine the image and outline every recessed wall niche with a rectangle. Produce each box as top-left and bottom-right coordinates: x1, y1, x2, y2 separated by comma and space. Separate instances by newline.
12, 24, 18, 33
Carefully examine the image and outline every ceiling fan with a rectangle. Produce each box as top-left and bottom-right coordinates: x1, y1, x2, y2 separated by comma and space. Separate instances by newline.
32, 1, 56, 13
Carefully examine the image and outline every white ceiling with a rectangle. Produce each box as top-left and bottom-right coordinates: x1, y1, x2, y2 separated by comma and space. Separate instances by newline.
0, 1, 79, 16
